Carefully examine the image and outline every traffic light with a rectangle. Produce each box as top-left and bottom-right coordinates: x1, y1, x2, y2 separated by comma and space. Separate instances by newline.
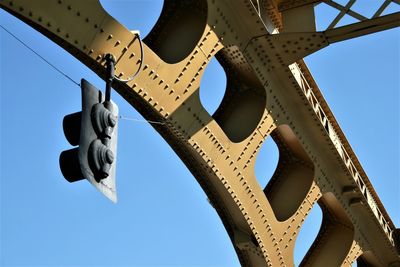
60, 79, 118, 202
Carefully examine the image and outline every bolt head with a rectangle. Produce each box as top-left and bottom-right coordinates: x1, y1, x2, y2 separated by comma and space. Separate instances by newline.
108, 113, 117, 127
106, 149, 114, 164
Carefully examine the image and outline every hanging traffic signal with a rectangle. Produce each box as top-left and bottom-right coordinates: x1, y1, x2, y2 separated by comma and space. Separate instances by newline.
59, 79, 118, 202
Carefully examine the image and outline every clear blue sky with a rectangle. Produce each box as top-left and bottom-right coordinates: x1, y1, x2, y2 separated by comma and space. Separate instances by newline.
0, 1, 399, 266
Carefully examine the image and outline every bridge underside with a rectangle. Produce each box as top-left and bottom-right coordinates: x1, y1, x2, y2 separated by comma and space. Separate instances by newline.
1, 0, 399, 266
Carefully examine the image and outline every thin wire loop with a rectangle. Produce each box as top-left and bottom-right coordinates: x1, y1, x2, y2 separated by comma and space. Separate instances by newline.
113, 33, 144, 83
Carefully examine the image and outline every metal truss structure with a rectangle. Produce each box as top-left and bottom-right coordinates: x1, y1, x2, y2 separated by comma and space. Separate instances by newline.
1, 0, 399, 266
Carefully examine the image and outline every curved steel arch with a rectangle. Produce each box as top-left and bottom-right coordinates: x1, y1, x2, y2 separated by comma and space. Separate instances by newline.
1, 0, 399, 266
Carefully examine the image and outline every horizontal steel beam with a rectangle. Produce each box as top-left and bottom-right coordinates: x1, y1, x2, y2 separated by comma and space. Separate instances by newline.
325, 12, 400, 43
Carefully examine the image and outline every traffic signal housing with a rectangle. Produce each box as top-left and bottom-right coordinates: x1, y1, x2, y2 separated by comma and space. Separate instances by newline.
60, 79, 118, 202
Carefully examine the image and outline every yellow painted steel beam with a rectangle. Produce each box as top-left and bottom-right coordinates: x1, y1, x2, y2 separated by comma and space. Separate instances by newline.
1, 0, 399, 266
325, 12, 400, 43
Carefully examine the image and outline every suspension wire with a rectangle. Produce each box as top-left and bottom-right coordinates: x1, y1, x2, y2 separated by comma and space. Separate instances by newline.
119, 115, 164, 125
1, 25, 161, 125
1, 24, 144, 86
0, 24, 80, 87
